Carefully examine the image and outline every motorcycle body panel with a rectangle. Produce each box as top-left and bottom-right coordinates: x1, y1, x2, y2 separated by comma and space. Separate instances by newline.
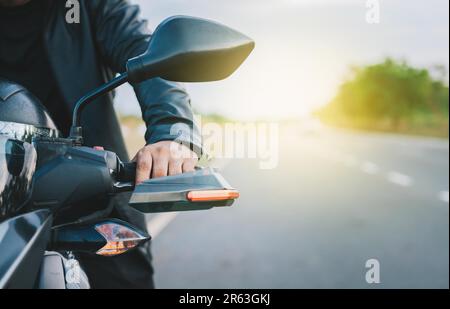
0, 210, 52, 289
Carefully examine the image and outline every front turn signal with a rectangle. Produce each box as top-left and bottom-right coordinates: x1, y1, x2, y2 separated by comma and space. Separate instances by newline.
187, 190, 240, 202
95, 221, 150, 257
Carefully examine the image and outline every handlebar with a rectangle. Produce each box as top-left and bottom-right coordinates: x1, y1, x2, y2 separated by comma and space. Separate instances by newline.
117, 161, 137, 183
113, 161, 137, 192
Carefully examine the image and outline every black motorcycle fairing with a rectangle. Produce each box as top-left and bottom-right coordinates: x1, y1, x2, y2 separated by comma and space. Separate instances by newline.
0, 78, 58, 221
31, 142, 119, 222
0, 78, 57, 130
0, 209, 52, 289
0, 137, 37, 221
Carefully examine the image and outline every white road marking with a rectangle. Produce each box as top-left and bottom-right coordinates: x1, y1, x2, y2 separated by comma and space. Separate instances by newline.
147, 212, 179, 238
439, 191, 449, 203
387, 172, 413, 187
361, 161, 380, 175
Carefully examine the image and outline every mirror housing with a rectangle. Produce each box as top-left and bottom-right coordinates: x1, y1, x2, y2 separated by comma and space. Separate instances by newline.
126, 16, 255, 83
69, 15, 254, 144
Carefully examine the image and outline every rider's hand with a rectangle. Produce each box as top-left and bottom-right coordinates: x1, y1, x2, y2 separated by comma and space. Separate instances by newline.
133, 141, 198, 185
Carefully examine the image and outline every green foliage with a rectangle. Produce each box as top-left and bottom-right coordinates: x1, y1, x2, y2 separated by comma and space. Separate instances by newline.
317, 59, 449, 137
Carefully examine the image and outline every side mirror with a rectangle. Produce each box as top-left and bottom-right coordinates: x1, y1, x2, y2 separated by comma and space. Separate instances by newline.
126, 16, 255, 83
69, 15, 254, 141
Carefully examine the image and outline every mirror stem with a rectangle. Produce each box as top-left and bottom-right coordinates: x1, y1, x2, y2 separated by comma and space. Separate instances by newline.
69, 73, 129, 143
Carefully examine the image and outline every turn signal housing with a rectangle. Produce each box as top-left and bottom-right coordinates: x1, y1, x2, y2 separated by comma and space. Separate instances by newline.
50, 219, 151, 257
187, 190, 240, 202
95, 221, 149, 256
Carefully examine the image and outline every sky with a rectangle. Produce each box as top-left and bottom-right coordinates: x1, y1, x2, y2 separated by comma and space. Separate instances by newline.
115, 0, 449, 120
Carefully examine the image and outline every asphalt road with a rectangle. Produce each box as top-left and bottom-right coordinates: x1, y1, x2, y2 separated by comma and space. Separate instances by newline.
146, 125, 449, 289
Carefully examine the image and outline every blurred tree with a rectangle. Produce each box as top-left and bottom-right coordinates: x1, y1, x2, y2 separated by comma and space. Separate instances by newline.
317, 59, 449, 136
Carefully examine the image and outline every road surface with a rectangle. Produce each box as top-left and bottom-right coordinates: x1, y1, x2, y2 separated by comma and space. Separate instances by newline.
145, 125, 449, 288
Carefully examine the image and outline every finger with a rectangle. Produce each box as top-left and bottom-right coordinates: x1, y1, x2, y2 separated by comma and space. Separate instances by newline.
182, 158, 197, 173
168, 159, 183, 176
131, 147, 145, 162
152, 153, 169, 178
135, 151, 153, 185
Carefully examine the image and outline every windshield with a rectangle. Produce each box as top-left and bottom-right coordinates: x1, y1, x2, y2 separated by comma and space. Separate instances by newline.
0, 136, 37, 221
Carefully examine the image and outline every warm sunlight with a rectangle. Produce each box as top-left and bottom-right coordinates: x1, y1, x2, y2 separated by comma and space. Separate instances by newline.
116, 0, 449, 121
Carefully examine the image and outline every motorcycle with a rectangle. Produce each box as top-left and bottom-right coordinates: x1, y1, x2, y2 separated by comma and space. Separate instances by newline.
0, 16, 254, 289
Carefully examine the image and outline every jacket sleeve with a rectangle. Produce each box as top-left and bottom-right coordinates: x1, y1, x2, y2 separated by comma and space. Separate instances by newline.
85, 0, 202, 156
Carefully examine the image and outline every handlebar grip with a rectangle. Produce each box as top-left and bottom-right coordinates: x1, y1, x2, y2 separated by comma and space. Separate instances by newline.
118, 161, 137, 183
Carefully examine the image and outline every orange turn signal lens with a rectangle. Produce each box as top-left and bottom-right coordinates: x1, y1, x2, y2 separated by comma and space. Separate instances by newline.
95, 222, 148, 256
187, 190, 240, 202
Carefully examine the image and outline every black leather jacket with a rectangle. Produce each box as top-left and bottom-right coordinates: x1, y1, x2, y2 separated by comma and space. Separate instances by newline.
43, 0, 201, 160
